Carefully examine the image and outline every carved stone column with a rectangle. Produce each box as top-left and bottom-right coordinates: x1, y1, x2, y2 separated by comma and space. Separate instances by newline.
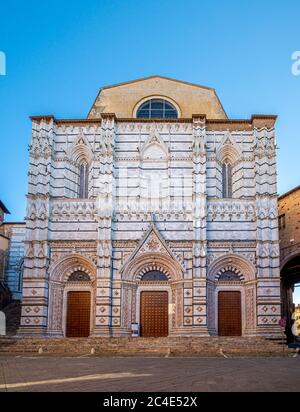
93, 114, 116, 336
253, 117, 281, 337
19, 117, 54, 335
192, 115, 209, 335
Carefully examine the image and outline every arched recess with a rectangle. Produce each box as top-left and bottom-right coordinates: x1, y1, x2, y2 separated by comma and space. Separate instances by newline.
139, 129, 170, 207
68, 132, 93, 199
47, 254, 96, 336
216, 134, 242, 198
216, 144, 241, 166
207, 254, 257, 336
280, 254, 300, 342
122, 252, 183, 283
120, 252, 184, 335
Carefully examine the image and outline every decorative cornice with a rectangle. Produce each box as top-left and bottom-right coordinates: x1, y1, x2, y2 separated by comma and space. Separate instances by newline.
30, 114, 277, 130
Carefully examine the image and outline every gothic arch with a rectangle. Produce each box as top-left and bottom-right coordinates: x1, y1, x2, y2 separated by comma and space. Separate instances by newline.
140, 130, 169, 161
49, 254, 97, 284
216, 134, 241, 165
207, 253, 256, 283
122, 252, 183, 283
68, 131, 93, 166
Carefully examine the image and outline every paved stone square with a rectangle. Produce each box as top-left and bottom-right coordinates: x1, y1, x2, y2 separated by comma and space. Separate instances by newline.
0, 356, 299, 392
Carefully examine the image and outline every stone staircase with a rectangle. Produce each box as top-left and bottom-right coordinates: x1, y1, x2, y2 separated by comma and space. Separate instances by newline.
0, 336, 295, 357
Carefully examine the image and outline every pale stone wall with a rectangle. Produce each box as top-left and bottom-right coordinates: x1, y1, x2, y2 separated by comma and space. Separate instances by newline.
88, 76, 227, 120
278, 186, 300, 268
17, 81, 281, 338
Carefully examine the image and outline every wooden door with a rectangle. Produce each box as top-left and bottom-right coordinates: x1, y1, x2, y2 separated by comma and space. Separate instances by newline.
66, 291, 91, 337
218, 291, 242, 336
140, 291, 168, 337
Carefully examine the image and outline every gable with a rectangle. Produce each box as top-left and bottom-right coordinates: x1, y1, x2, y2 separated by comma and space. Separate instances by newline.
140, 129, 169, 160
121, 222, 184, 272
88, 75, 227, 119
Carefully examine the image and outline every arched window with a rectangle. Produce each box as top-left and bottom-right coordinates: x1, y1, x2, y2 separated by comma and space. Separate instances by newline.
141, 270, 168, 281
68, 271, 91, 282
78, 162, 89, 198
136, 99, 178, 119
222, 161, 232, 198
218, 271, 241, 282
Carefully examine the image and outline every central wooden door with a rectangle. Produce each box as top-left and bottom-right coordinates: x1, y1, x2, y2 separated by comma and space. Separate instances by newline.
218, 291, 242, 336
140, 291, 168, 337
66, 291, 91, 337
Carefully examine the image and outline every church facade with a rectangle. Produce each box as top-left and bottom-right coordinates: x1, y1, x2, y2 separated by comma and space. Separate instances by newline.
19, 76, 281, 337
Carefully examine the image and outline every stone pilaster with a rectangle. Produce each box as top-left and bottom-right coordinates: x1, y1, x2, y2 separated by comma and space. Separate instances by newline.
93, 114, 116, 336
253, 118, 281, 336
19, 117, 55, 335
192, 115, 209, 334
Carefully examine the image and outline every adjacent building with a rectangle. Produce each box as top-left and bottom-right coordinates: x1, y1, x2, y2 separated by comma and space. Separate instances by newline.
278, 186, 300, 339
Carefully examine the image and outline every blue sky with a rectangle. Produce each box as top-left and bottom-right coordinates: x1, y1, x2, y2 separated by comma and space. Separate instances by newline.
1, 0, 300, 219
0, 1, 299, 302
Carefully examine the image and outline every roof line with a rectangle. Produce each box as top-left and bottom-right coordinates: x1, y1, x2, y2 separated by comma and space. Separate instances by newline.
30, 114, 276, 124
100, 75, 216, 91
278, 185, 300, 200
0, 201, 10, 214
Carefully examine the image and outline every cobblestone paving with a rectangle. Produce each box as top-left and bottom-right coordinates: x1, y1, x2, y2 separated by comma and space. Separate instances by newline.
0, 356, 299, 392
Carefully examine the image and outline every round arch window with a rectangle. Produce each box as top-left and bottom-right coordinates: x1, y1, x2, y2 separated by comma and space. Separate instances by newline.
68, 271, 91, 282
136, 99, 178, 119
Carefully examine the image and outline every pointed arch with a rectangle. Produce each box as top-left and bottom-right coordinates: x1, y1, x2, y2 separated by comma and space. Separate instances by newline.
69, 130, 93, 166
222, 160, 232, 198
216, 133, 241, 165
67, 130, 93, 199
78, 162, 89, 198
120, 223, 184, 282
140, 130, 169, 161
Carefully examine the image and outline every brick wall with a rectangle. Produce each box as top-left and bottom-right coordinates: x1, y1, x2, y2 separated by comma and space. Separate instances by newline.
278, 186, 300, 265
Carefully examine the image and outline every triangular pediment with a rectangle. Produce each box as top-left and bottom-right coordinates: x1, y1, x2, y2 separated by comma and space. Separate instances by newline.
68, 128, 93, 164
120, 222, 183, 273
133, 224, 171, 259
140, 128, 169, 160
216, 131, 242, 164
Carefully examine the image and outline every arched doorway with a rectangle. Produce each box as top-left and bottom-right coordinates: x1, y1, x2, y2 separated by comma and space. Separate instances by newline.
120, 250, 184, 336
139, 270, 169, 337
217, 271, 242, 337
47, 254, 96, 337
65, 272, 92, 338
207, 254, 256, 337
281, 255, 300, 342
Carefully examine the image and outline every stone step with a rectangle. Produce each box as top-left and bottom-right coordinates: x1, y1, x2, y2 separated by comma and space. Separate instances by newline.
0, 337, 295, 356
